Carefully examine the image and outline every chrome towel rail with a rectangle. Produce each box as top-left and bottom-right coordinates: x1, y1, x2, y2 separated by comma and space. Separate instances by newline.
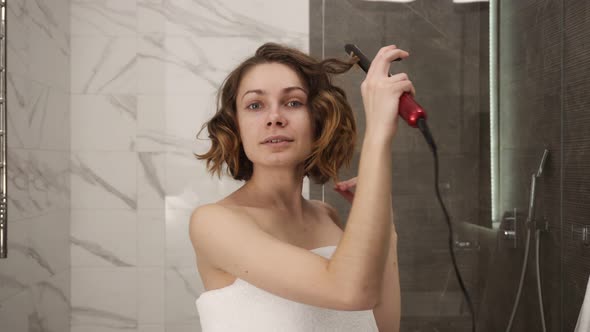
1, 0, 7, 259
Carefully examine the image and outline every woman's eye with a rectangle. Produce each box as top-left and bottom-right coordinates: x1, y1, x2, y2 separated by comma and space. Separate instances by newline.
246, 102, 261, 110
287, 100, 303, 108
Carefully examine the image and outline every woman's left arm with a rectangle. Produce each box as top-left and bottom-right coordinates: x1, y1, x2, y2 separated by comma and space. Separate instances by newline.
372, 225, 400, 332
334, 180, 400, 332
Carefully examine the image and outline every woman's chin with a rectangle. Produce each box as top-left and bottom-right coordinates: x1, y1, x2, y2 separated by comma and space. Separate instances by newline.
255, 157, 305, 169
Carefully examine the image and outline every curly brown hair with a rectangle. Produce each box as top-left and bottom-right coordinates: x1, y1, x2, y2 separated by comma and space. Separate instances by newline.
194, 42, 359, 184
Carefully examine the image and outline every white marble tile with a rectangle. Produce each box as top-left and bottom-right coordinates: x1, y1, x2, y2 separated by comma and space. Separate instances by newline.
28, 30, 70, 92
164, 151, 243, 210
137, 96, 174, 151
165, 151, 212, 209
71, 95, 137, 151
29, 271, 71, 332
42, 88, 71, 150
27, 0, 70, 91
7, 74, 70, 150
137, 35, 218, 96
138, 152, 166, 210
138, 268, 165, 324
27, 0, 70, 41
166, 323, 202, 332
70, 152, 137, 209
165, 208, 194, 269
71, 209, 137, 267
0, 286, 35, 332
71, 267, 137, 328
0, 210, 69, 302
7, 149, 70, 221
137, 0, 308, 45
71, 36, 137, 94
29, 209, 70, 275
137, 35, 307, 96
0, 218, 34, 302
72, 326, 138, 332
164, 94, 217, 153
7, 0, 70, 89
137, 94, 216, 152
165, 267, 202, 324
71, 0, 136, 36
137, 209, 165, 267
215, 174, 246, 200
138, 325, 165, 332
7, 0, 29, 77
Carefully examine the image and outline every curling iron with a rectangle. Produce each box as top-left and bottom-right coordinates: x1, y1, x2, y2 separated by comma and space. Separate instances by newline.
344, 43, 476, 332
344, 44, 427, 128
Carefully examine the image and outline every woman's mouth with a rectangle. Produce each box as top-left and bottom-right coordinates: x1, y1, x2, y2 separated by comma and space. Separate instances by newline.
263, 140, 292, 146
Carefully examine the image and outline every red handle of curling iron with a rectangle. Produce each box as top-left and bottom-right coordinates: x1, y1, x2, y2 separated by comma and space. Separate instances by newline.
399, 92, 426, 128
344, 43, 427, 128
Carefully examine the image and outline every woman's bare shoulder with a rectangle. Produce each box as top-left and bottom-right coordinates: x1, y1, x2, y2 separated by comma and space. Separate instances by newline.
190, 200, 254, 226
190, 191, 267, 239
307, 199, 345, 231
188, 202, 263, 262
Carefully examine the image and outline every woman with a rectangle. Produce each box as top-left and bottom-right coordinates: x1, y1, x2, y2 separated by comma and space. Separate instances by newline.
191, 42, 414, 331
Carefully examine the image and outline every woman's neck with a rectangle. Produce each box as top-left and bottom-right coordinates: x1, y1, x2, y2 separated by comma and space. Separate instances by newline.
240, 166, 307, 214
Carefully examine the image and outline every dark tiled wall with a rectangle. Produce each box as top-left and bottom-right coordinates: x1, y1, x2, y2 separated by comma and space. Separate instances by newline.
563, 0, 590, 331
478, 0, 590, 332
478, 0, 562, 331
310, 1, 489, 331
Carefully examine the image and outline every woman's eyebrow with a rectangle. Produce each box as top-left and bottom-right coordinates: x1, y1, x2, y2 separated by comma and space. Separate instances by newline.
241, 86, 308, 100
283, 86, 308, 95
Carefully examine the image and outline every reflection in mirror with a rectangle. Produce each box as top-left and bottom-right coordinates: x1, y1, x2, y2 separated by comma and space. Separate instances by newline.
312, 0, 490, 330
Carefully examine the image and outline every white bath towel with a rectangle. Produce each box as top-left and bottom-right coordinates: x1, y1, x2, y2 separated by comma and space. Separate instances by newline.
575, 273, 590, 332
195, 245, 379, 332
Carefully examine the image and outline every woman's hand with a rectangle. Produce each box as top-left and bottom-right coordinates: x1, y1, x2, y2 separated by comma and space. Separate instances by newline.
361, 45, 415, 142
333, 177, 358, 204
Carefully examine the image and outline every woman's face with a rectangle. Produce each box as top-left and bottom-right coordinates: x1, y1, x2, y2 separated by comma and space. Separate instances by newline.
236, 62, 314, 170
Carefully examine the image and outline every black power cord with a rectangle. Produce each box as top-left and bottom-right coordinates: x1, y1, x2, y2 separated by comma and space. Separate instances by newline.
417, 118, 476, 332
342, 44, 476, 330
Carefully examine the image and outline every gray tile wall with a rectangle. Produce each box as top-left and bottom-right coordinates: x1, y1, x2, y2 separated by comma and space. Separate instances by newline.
310, 1, 489, 331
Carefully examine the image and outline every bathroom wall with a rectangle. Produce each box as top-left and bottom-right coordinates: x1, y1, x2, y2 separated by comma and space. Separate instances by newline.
562, 2, 590, 330
0, 0, 71, 331
310, 1, 489, 331
477, 0, 590, 331
477, 0, 562, 330
68, 0, 308, 331
1, 1, 585, 332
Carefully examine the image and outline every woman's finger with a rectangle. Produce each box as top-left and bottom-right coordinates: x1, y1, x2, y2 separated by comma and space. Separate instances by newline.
391, 80, 415, 97
334, 177, 358, 190
388, 72, 409, 82
367, 46, 410, 79
334, 188, 355, 204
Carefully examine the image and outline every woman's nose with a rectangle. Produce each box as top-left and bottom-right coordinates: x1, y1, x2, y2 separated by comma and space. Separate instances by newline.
266, 107, 287, 127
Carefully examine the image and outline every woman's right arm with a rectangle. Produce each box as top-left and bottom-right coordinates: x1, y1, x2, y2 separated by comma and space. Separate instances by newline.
190, 204, 372, 310
326, 44, 413, 308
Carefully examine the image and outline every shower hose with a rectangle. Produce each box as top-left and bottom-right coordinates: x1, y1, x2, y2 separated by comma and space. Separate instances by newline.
505, 224, 547, 331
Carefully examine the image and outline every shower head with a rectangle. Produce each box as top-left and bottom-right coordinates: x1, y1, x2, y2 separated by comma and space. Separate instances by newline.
536, 149, 549, 177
